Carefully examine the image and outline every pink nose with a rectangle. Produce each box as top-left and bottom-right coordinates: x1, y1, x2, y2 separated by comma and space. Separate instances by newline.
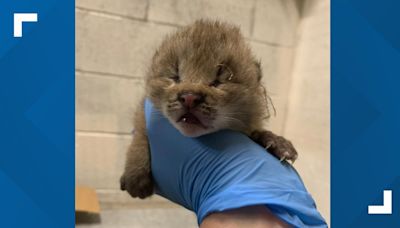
179, 93, 203, 108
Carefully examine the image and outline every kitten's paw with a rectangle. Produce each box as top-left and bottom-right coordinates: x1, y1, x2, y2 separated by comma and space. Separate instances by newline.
251, 130, 298, 163
120, 171, 154, 199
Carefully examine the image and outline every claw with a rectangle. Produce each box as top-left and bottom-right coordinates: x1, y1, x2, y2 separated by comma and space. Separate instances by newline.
279, 156, 286, 162
290, 153, 298, 164
265, 142, 273, 149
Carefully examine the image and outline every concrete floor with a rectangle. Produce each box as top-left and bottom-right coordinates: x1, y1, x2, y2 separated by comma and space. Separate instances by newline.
76, 192, 198, 228
76, 207, 197, 228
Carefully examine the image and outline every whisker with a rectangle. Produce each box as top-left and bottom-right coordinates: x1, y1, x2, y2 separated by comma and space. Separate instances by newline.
218, 116, 247, 128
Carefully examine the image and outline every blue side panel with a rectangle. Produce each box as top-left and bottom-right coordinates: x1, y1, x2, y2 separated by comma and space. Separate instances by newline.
332, 0, 400, 227
0, 1, 75, 227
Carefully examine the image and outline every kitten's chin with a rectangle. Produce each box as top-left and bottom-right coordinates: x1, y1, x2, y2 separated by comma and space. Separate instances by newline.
174, 122, 214, 137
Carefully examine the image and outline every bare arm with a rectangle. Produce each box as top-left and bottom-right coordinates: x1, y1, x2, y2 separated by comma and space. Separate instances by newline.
200, 205, 290, 228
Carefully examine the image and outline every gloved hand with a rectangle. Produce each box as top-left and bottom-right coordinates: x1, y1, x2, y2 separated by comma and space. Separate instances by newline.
144, 99, 327, 227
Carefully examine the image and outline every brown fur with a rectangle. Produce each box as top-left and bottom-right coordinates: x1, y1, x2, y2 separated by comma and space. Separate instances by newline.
120, 20, 297, 199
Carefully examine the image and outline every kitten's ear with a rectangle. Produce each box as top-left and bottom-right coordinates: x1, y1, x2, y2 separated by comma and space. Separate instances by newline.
254, 60, 263, 82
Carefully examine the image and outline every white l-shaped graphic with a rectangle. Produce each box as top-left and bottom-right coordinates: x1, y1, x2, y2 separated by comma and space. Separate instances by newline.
368, 190, 392, 214
14, 13, 38, 37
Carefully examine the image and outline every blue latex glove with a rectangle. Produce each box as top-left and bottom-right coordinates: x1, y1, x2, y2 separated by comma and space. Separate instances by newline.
145, 99, 327, 227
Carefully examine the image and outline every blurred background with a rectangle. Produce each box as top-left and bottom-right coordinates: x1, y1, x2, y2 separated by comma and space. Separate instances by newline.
76, 0, 330, 227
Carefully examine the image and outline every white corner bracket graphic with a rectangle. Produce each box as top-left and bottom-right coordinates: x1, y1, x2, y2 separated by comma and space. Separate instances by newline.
368, 190, 392, 214
14, 13, 38, 38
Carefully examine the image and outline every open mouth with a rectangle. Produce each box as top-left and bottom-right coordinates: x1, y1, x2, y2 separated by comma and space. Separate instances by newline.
178, 113, 202, 125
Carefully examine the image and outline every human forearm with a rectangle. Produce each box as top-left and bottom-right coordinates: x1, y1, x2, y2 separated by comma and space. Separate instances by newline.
200, 205, 290, 228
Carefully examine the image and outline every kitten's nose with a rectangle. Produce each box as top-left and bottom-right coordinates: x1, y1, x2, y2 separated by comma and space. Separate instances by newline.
178, 92, 204, 108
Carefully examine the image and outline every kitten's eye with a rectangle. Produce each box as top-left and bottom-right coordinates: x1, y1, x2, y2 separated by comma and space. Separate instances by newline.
216, 63, 234, 81
170, 75, 180, 83
209, 79, 221, 87
170, 61, 180, 83
216, 65, 225, 76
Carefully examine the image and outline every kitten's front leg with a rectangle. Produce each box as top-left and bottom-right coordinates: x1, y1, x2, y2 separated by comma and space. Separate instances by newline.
250, 130, 298, 163
120, 102, 154, 199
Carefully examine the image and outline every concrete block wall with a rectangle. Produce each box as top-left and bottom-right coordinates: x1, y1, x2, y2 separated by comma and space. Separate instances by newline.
76, 0, 329, 224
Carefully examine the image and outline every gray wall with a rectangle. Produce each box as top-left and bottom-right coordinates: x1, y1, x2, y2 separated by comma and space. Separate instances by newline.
284, 0, 330, 223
